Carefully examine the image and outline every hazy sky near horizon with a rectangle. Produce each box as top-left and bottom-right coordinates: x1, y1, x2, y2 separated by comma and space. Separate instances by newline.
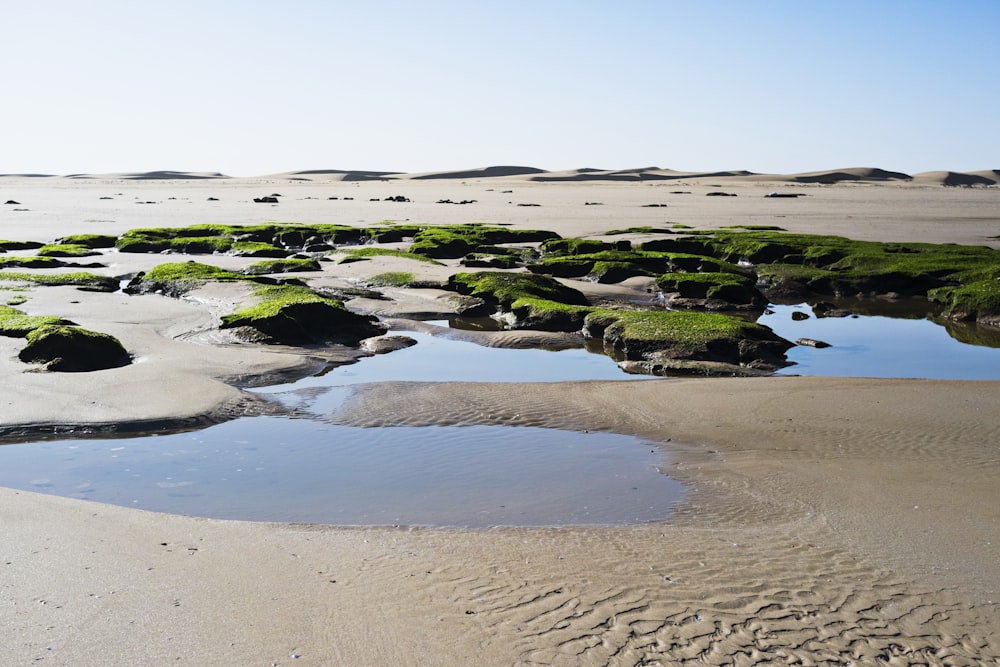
3, 1, 998, 176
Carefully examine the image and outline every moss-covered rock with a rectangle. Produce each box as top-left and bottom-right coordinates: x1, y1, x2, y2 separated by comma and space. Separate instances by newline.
55, 234, 118, 249
243, 258, 322, 276
447, 271, 590, 308
0, 256, 67, 269
583, 309, 793, 371
656, 272, 764, 305
0, 240, 45, 251
540, 238, 616, 255
507, 297, 594, 331
36, 243, 102, 257
0, 305, 74, 337
124, 261, 245, 296
409, 225, 558, 259
337, 248, 443, 265
365, 272, 417, 287
0, 271, 119, 292
229, 242, 289, 258
18, 324, 131, 372
929, 278, 1000, 326
220, 284, 386, 345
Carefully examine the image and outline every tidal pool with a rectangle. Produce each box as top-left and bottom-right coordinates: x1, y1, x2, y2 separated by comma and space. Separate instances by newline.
760, 304, 1000, 380
3, 308, 999, 527
0, 420, 679, 528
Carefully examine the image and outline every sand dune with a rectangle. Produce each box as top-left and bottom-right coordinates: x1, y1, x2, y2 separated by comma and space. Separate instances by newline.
60, 170, 230, 180
5, 165, 999, 185
405, 165, 548, 180
913, 170, 1000, 186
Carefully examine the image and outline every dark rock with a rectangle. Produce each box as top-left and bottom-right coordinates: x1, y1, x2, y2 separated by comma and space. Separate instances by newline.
705, 192, 737, 197
4, 200, 21, 205
220, 301, 387, 345
791, 311, 810, 321
796, 337, 832, 348
361, 335, 418, 355
813, 302, 853, 318
18, 325, 131, 372
253, 196, 279, 203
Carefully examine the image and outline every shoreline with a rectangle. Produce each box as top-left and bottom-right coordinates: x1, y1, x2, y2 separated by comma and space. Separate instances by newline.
3, 178, 1000, 664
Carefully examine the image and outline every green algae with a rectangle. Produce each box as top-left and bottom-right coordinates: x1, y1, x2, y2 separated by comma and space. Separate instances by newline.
18, 324, 131, 372
0, 272, 119, 292
365, 272, 417, 287
0, 305, 74, 337
583, 309, 792, 368
126, 262, 245, 296
220, 284, 385, 345
337, 248, 444, 265
243, 258, 322, 276
409, 225, 558, 259
36, 243, 101, 257
656, 272, 762, 304
54, 234, 118, 249
447, 271, 590, 307
0, 256, 67, 269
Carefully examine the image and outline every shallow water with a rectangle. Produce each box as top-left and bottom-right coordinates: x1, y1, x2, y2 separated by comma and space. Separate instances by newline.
3, 308, 999, 527
0, 419, 679, 528
761, 304, 1000, 380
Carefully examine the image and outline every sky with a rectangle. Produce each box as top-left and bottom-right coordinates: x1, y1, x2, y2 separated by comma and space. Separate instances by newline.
2, 1, 998, 176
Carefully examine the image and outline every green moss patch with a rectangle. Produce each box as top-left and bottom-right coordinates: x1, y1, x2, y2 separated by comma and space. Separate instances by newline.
243, 258, 322, 276
365, 272, 417, 287
337, 248, 443, 265
0, 271, 119, 292
18, 324, 131, 372
125, 261, 245, 296
508, 297, 595, 332
447, 271, 590, 308
0, 305, 74, 337
656, 272, 762, 304
229, 241, 288, 257
36, 243, 102, 257
220, 284, 385, 345
0, 256, 67, 269
584, 309, 793, 370
409, 224, 558, 259
929, 278, 1000, 324
55, 234, 118, 248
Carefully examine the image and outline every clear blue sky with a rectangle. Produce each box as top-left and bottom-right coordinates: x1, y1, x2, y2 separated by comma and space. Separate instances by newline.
3, 1, 997, 176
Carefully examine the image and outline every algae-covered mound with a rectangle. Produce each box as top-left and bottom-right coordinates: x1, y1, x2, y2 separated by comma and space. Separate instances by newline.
0, 305, 74, 337
655, 272, 763, 306
0, 271, 119, 292
584, 309, 794, 373
124, 261, 246, 297
447, 271, 590, 307
243, 258, 323, 276
409, 224, 558, 259
929, 278, 1000, 326
220, 284, 386, 345
18, 325, 131, 372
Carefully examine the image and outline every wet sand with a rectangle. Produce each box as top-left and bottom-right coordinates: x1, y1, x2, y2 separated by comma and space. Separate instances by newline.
2, 173, 999, 664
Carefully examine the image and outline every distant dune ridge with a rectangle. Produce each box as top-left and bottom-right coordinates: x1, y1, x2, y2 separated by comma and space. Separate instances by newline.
1, 166, 998, 185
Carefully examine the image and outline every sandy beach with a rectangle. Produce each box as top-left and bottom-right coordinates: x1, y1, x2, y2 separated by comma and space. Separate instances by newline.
2, 169, 1000, 664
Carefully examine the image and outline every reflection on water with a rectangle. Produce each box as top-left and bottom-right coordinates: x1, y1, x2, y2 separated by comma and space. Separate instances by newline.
761, 302, 1000, 379
0, 420, 681, 528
